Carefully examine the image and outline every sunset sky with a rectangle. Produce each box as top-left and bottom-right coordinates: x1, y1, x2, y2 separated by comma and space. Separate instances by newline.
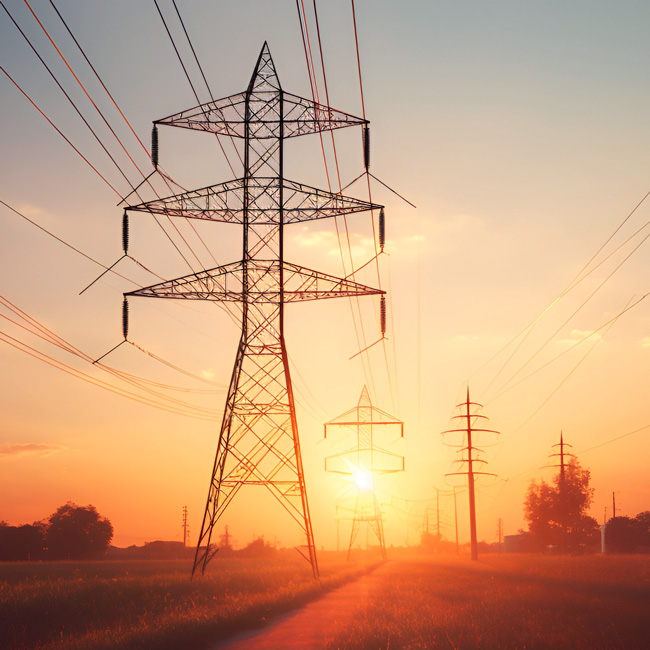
2, 0, 650, 551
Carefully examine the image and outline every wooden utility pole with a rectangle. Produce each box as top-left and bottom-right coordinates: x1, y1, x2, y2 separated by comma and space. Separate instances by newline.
182, 506, 189, 548
547, 432, 574, 552
454, 487, 459, 555
442, 387, 499, 562
497, 518, 503, 554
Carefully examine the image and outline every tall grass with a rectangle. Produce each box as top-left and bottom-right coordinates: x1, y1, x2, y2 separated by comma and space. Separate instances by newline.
1, 551, 374, 650
325, 553, 650, 650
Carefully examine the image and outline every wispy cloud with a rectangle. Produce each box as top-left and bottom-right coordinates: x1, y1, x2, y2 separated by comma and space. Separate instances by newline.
0, 443, 63, 458
641, 337, 650, 348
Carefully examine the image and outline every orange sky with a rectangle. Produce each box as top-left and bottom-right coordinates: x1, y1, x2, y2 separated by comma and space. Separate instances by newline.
2, 1, 650, 551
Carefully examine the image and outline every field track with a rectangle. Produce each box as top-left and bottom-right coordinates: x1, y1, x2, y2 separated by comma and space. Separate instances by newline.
210, 563, 387, 650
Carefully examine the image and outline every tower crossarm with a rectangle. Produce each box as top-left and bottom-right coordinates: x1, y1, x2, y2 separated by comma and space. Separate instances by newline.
126, 177, 381, 225
325, 446, 405, 475
155, 91, 367, 139
125, 260, 383, 303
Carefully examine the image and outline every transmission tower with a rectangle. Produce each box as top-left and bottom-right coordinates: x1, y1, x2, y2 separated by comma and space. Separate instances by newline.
122, 44, 384, 579
442, 387, 499, 561
324, 386, 403, 560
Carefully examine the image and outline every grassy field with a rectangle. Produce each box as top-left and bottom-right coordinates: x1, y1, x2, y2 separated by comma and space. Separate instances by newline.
325, 553, 650, 650
0, 551, 375, 650
4, 552, 650, 650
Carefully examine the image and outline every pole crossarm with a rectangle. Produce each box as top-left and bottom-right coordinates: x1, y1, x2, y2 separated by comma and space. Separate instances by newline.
126, 177, 382, 225
125, 260, 383, 303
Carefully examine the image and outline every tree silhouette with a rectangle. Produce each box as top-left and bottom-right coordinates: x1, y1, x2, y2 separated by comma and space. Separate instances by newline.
525, 458, 599, 553
605, 512, 650, 553
0, 522, 46, 561
45, 502, 113, 560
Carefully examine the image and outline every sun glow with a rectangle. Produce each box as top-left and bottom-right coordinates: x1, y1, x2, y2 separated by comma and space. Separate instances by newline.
352, 468, 374, 492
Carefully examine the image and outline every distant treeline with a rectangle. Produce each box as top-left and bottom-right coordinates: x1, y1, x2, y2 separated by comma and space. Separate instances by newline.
0, 502, 112, 561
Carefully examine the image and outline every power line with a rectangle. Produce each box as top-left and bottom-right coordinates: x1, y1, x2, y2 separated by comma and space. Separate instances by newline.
0, 67, 121, 197
0, 329, 220, 420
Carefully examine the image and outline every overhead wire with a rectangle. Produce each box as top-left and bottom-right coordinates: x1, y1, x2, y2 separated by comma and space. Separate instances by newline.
0, 295, 224, 414
154, 0, 241, 178
484, 228, 650, 403
475, 189, 650, 401
1, 199, 141, 286
348, 0, 396, 410
0, 199, 235, 386
3, 2, 205, 274
295, 1, 377, 397
489, 292, 649, 404
0, 330, 220, 421
11, 1, 248, 336
37, 0, 223, 272
0, 70, 121, 197
500, 295, 633, 441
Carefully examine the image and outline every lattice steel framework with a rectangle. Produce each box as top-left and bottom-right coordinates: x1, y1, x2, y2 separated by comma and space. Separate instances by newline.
124, 44, 384, 579
324, 386, 403, 560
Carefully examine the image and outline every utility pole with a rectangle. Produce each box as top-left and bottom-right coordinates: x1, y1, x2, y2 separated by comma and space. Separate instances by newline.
122, 44, 384, 580
435, 487, 440, 540
442, 387, 499, 561
612, 492, 616, 519
546, 432, 574, 552
182, 506, 189, 548
497, 518, 503, 554
324, 387, 404, 561
454, 487, 459, 555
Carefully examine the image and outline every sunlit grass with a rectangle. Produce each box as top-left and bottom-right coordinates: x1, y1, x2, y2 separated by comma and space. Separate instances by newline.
1, 551, 375, 650
325, 553, 650, 650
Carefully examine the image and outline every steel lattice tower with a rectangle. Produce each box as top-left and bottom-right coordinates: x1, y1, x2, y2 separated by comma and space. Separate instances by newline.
123, 44, 384, 579
324, 386, 403, 559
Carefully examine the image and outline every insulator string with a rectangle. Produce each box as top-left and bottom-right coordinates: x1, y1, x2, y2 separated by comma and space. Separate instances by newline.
122, 210, 129, 255
151, 124, 159, 169
122, 298, 129, 340
363, 124, 370, 171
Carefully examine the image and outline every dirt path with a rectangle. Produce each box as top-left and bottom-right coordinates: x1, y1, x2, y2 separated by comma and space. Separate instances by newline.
209, 564, 390, 650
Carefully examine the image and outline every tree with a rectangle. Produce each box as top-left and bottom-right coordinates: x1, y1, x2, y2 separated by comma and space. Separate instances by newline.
45, 502, 113, 559
605, 512, 650, 553
0, 522, 46, 561
635, 511, 650, 549
605, 516, 640, 553
524, 458, 599, 553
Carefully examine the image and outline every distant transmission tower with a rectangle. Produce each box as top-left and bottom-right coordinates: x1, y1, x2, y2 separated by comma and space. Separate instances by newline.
324, 386, 403, 560
442, 387, 499, 561
122, 44, 384, 579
